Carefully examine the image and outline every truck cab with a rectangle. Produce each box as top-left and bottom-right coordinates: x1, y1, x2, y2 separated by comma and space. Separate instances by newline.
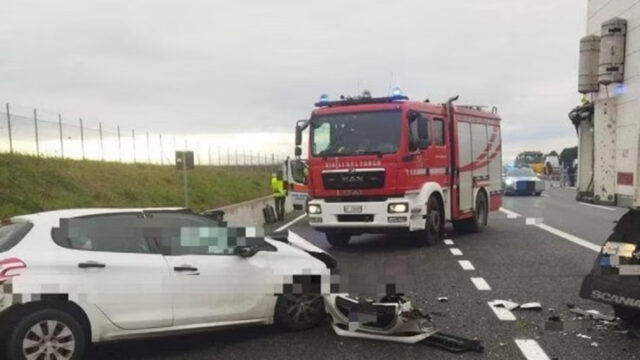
295, 91, 502, 247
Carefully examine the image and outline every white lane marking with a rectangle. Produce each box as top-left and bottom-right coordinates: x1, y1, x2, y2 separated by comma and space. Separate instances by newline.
275, 213, 308, 232
444, 239, 454, 246
470, 277, 491, 291
541, 193, 551, 198
578, 202, 616, 212
450, 248, 463, 256
487, 301, 516, 321
534, 223, 601, 253
499, 207, 521, 219
458, 260, 475, 271
515, 339, 551, 360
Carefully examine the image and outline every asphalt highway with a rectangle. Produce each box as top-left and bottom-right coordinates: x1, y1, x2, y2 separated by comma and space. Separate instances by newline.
89, 187, 639, 360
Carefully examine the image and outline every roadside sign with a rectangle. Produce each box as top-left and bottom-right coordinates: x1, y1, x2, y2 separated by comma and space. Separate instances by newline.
176, 151, 194, 170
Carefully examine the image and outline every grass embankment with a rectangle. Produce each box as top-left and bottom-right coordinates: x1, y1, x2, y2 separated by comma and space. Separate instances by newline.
0, 153, 271, 218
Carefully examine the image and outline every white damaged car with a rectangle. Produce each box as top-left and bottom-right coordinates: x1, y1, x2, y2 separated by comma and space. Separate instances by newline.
0, 208, 335, 360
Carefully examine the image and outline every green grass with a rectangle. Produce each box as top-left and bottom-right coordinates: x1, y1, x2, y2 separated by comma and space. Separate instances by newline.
0, 153, 272, 218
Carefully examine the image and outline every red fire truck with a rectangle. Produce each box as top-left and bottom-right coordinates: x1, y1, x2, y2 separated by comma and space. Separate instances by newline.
294, 90, 503, 247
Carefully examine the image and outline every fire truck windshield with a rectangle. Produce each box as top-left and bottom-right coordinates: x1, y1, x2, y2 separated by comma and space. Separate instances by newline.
310, 110, 401, 157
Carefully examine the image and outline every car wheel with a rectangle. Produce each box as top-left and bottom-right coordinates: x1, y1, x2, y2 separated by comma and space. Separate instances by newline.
275, 294, 325, 331
415, 195, 444, 246
325, 232, 350, 247
7, 308, 86, 360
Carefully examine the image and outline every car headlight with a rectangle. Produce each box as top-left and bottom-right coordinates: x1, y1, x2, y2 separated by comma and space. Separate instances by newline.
388, 203, 409, 213
603, 241, 637, 258
308, 204, 322, 214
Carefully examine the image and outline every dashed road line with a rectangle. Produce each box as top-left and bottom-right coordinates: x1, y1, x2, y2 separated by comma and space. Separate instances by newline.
470, 277, 491, 291
515, 339, 551, 360
443, 239, 454, 246
499, 207, 521, 219
487, 301, 516, 321
450, 248, 463, 256
578, 202, 617, 212
458, 260, 475, 271
275, 213, 308, 232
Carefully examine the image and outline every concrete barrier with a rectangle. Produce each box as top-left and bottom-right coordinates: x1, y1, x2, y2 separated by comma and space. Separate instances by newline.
212, 195, 294, 226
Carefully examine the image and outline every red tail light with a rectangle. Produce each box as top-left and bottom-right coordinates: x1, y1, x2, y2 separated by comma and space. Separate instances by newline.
0, 257, 26, 280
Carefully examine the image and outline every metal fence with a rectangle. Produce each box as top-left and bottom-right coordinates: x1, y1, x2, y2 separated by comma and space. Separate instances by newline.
0, 103, 289, 168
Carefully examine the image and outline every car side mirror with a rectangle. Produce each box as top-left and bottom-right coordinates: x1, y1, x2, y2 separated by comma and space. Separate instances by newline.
235, 246, 256, 258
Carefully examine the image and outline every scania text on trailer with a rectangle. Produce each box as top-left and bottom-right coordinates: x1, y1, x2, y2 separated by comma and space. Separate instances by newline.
294, 89, 503, 247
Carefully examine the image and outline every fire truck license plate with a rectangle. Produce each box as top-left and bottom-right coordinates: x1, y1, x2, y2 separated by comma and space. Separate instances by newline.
344, 205, 363, 213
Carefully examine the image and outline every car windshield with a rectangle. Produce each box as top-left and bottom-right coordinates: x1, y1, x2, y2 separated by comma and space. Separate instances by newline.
311, 111, 401, 157
517, 153, 543, 164
507, 168, 536, 177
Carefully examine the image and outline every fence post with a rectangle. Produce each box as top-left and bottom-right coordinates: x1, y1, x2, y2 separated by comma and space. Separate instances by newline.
208, 145, 211, 166
146, 131, 151, 164
99, 122, 104, 161
58, 114, 64, 158
132, 129, 136, 163
33, 109, 40, 157
217, 146, 221, 166
235, 148, 238, 166
227, 148, 230, 166
117, 126, 122, 162
160, 134, 164, 165
173, 136, 177, 165
79, 118, 85, 160
5, 104, 13, 154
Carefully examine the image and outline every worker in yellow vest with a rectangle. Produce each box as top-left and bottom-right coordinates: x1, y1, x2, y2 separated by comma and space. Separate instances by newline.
271, 171, 286, 221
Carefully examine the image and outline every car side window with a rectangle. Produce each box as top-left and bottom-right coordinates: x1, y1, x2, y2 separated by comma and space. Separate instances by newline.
52, 213, 151, 254
432, 118, 445, 146
144, 212, 260, 256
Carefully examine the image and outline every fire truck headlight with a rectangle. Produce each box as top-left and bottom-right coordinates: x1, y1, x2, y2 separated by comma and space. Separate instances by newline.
505, 178, 515, 187
388, 203, 409, 213
308, 204, 322, 214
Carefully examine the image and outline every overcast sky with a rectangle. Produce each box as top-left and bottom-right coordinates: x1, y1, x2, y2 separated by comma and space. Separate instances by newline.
0, 0, 586, 160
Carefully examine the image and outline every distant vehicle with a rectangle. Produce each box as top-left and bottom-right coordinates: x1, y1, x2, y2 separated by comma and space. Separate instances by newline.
283, 157, 308, 211
543, 154, 560, 175
295, 91, 503, 247
0, 208, 334, 360
503, 167, 544, 196
515, 151, 545, 175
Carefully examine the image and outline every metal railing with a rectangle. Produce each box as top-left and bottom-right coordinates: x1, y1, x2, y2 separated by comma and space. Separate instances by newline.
0, 102, 288, 169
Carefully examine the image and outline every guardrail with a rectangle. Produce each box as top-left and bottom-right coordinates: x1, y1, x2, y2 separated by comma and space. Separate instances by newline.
212, 195, 295, 227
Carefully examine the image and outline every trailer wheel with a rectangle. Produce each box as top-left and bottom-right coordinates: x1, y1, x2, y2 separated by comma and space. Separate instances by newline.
453, 190, 488, 234
415, 195, 444, 246
325, 232, 350, 247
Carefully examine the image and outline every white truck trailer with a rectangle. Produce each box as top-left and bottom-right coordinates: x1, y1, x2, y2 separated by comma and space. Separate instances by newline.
572, 1, 640, 322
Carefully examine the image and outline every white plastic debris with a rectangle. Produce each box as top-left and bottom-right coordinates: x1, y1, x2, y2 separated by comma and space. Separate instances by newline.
437, 297, 449, 302
577, 333, 592, 340
590, 342, 598, 347
520, 302, 542, 311
491, 300, 519, 311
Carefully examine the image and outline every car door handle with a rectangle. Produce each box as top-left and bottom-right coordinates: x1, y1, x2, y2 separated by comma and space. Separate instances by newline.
173, 265, 198, 272
78, 261, 106, 269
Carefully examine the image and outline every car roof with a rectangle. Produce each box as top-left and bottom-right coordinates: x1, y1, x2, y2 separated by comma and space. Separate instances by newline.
13, 207, 187, 222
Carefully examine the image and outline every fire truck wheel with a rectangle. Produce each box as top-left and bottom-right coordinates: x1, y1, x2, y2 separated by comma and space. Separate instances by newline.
325, 232, 351, 247
416, 195, 444, 246
453, 190, 488, 234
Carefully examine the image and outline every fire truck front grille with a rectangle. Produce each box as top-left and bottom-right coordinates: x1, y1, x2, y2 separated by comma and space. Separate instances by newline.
337, 214, 374, 222
322, 171, 385, 190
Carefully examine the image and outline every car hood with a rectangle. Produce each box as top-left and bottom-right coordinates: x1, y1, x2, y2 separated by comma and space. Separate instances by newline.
265, 230, 338, 270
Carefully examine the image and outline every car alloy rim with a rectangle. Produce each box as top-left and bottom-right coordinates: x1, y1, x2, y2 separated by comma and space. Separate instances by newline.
286, 294, 323, 324
22, 320, 75, 360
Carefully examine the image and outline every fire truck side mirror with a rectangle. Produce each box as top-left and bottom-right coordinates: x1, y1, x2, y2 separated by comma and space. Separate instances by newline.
295, 146, 302, 157
295, 126, 302, 146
